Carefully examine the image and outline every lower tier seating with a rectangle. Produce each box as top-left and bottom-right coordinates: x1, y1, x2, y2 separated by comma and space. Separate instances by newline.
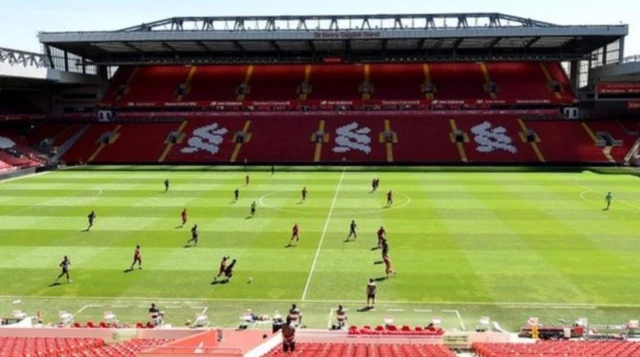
0, 337, 171, 357
474, 341, 640, 357
262, 343, 455, 357
58, 116, 639, 165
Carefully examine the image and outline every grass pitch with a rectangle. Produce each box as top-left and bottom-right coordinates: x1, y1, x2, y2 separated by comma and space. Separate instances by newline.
0, 166, 639, 330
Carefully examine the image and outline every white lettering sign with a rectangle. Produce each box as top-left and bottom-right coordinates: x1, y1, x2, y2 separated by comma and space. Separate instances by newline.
470, 121, 517, 154
181, 123, 228, 155
332, 122, 371, 154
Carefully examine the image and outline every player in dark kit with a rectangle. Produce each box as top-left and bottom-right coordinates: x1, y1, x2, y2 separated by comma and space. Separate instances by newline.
164, 179, 170, 192
371, 178, 376, 192
245, 175, 250, 186
186, 224, 199, 247
377, 226, 386, 248
86, 210, 96, 231
223, 259, 237, 282
346, 220, 357, 241
289, 223, 300, 246
381, 239, 389, 254
54, 256, 72, 284
181, 208, 188, 227
234, 188, 240, 202
301, 187, 307, 202
212, 256, 230, 282
271, 166, 275, 175
131, 245, 142, 270
250, 201, 256, 217
386, 190, 393, 207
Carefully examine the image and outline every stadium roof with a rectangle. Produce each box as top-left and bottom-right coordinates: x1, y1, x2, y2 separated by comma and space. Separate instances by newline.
38, 13, 628, 65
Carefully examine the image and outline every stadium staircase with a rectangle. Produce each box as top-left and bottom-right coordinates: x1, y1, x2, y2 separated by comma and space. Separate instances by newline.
473, 341, 640, 357
49, 124, 91, 162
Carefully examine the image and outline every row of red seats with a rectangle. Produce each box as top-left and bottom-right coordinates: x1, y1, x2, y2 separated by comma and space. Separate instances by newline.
103, 62, 573, 103
71, 321, 156, 329
262, 343, 456, 357
65, 338, 171, 357
0, 160, 16, 173
0, 337, 171, 357
474, 341, 640, 357
60, 116, 637, 165
349, 325, 445, 336
0, 337, 104, 357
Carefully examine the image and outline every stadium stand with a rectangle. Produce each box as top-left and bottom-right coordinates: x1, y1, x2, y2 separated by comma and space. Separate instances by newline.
55, 116, 635, 165
0, 337, 170, 357
473, 341, 640, 357
101, 62, 573, 105
248, 64, 307, 100
261, 342, 456, 357
185, 65, 249, 102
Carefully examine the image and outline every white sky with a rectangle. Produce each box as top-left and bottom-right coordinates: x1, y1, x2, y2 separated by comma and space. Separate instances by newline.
0, 0, 637, 56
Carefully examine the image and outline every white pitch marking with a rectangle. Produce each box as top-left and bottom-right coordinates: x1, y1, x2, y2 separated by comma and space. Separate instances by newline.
301, 168, 346, 301
327, 308, 334, 329
564, 177, 640, 211
112, 305, 130, 308
414, 309, 432, 313
2, 295, 638, 308
0, 176, 120, 217
0, 171, 51, 184
74, 304, 103, 318
165, 305, 182, 309
502, 305, 596, 310
443, 309, 466, 331
386, 309, 405, 312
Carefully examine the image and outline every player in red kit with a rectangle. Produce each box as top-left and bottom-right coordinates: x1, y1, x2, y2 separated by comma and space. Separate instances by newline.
386, 190, 393, 207
301, 187, 307, 202
181, 208, 188, 227
289, 223, 300, 246
130, 245, 142, 270
212, 256, 230, 283
377, 226, 386, 249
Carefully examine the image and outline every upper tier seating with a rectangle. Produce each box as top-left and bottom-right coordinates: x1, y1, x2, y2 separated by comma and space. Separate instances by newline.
474, 341, 640, 357
485, 62, 554, 102
262, 343, 456, 357
368, 64, 425, 100
102, 62, 573, 105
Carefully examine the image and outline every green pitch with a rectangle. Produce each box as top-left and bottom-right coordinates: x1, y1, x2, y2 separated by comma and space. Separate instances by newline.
0, 166, 639, 330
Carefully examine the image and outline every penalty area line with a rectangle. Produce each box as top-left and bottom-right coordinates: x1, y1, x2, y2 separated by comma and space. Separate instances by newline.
0, 295, 632, 308
301, 167, 346, 301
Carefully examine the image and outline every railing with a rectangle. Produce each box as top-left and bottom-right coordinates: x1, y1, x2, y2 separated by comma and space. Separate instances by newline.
0, 47, 50, 68
621, 54, 640, 64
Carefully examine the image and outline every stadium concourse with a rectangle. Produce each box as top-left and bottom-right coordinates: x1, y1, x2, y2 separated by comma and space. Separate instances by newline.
1, 11, 640, 357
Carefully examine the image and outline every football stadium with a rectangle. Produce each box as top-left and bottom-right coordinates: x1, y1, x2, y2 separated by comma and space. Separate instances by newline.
0, 6, 640, 357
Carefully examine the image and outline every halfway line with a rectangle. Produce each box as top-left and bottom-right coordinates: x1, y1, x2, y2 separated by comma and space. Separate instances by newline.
301, 167, 345, 301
